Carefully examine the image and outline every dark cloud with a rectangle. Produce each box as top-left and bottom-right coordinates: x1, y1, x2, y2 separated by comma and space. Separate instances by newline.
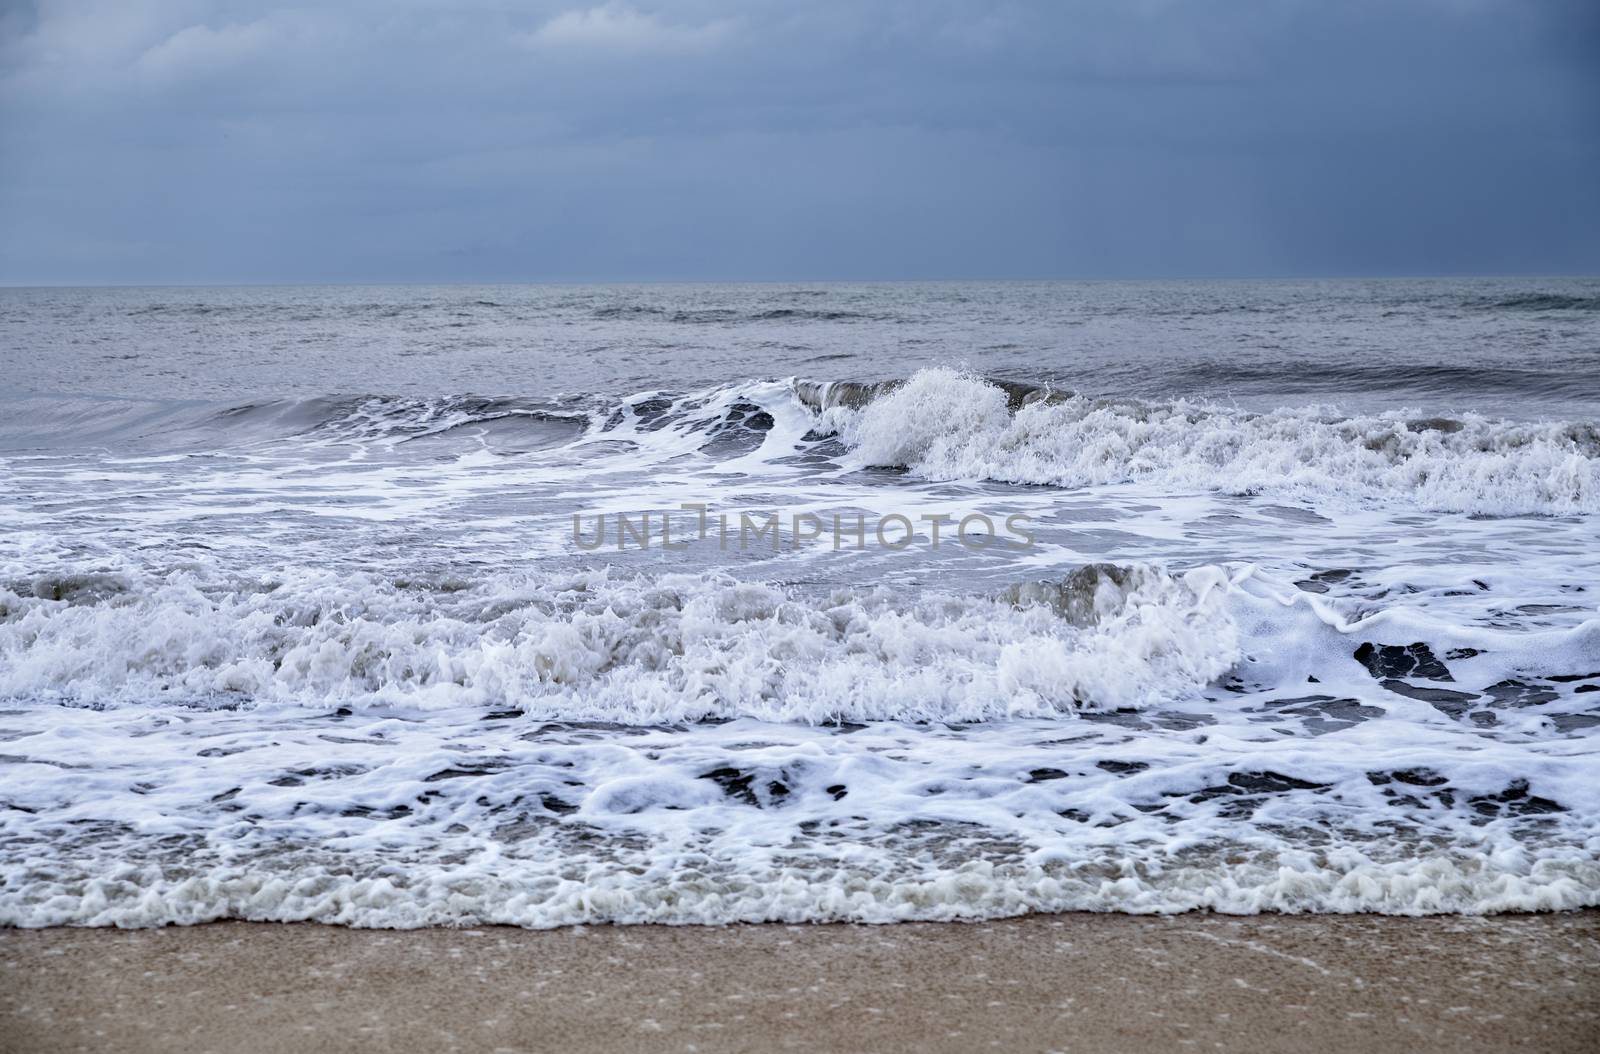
1, 0, 1596, 282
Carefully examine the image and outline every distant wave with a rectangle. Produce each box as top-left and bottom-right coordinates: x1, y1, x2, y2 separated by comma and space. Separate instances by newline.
1128, 361, 1598, 402
99, 285, 1600, 324
594, 304, 892, 324
1464, 292, 1600, 312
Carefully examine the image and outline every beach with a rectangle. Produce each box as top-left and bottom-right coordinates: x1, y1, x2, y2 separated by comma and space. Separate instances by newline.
3, 912, 1597, 1053
2, 282, 1597, 1050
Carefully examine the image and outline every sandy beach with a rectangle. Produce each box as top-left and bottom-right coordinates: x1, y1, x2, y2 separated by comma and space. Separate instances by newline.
3, 912, 1597, 1053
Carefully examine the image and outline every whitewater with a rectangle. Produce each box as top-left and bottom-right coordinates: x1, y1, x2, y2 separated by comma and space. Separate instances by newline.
1, 279, 1597, 927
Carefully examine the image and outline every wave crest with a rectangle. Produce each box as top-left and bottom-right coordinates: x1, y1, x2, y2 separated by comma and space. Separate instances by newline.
811, 368, 1599, 516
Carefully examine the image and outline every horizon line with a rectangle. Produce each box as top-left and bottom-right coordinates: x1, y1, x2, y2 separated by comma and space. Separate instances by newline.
3, 271, 1598, 290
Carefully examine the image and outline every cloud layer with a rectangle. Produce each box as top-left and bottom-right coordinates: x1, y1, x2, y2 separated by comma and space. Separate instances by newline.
1, 0, 1596, 282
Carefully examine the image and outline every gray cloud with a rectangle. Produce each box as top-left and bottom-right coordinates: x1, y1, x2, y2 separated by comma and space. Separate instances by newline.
1, 0, 1596, 282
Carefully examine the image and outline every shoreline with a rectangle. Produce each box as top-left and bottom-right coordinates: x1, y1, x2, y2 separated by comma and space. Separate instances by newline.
3, 912, 1597, 1053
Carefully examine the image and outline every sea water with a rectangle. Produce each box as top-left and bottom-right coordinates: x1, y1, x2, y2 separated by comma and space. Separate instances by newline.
0, 279, 1596, 926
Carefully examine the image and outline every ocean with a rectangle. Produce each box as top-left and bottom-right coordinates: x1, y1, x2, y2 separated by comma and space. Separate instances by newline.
1, 278, 1597, 927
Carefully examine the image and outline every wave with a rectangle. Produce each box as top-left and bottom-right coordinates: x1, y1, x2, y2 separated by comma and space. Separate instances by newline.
0, 563, 1241, 719
805, 368, 1600, 516
1464, 293, 1600, 312
121, 300, 494, 319
7, 373, 1598, 518
4, 560, 1596, 720
594, 305, 891, 324
0, 393, 590, 452
1124, 362, 1597, 403
215, 395, 588, 448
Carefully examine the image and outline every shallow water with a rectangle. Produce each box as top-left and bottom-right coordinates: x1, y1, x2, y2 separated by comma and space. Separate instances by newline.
1, 279, 1597, 925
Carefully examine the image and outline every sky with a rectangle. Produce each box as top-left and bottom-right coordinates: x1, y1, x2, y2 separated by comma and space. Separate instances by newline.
1, 0, 1597, 284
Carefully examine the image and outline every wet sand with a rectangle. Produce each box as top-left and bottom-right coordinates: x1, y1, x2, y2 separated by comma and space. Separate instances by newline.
2, 912, 1597, 1053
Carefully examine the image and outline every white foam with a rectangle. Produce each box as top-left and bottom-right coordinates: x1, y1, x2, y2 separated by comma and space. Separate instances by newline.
2, 699, 1596, 927
1, 563, 1597, 927
0, 563, 1240, 720
820, 368, 1600, 516
7, 848, 1597, 928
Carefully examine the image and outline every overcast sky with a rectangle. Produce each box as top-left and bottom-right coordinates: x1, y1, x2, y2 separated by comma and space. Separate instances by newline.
1, 0, 1597, 283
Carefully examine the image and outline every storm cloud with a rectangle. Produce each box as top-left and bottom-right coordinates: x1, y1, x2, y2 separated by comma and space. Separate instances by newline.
1, 0, 1596, 282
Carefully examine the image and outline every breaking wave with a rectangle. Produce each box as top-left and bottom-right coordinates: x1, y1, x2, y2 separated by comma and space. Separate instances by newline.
806, 368, 1600, 516
0, 563, 1239, 720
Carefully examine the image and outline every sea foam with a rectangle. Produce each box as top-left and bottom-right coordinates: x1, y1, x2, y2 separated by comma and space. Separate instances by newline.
814, 368, 1599, 516
0, 562, 1239, 720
